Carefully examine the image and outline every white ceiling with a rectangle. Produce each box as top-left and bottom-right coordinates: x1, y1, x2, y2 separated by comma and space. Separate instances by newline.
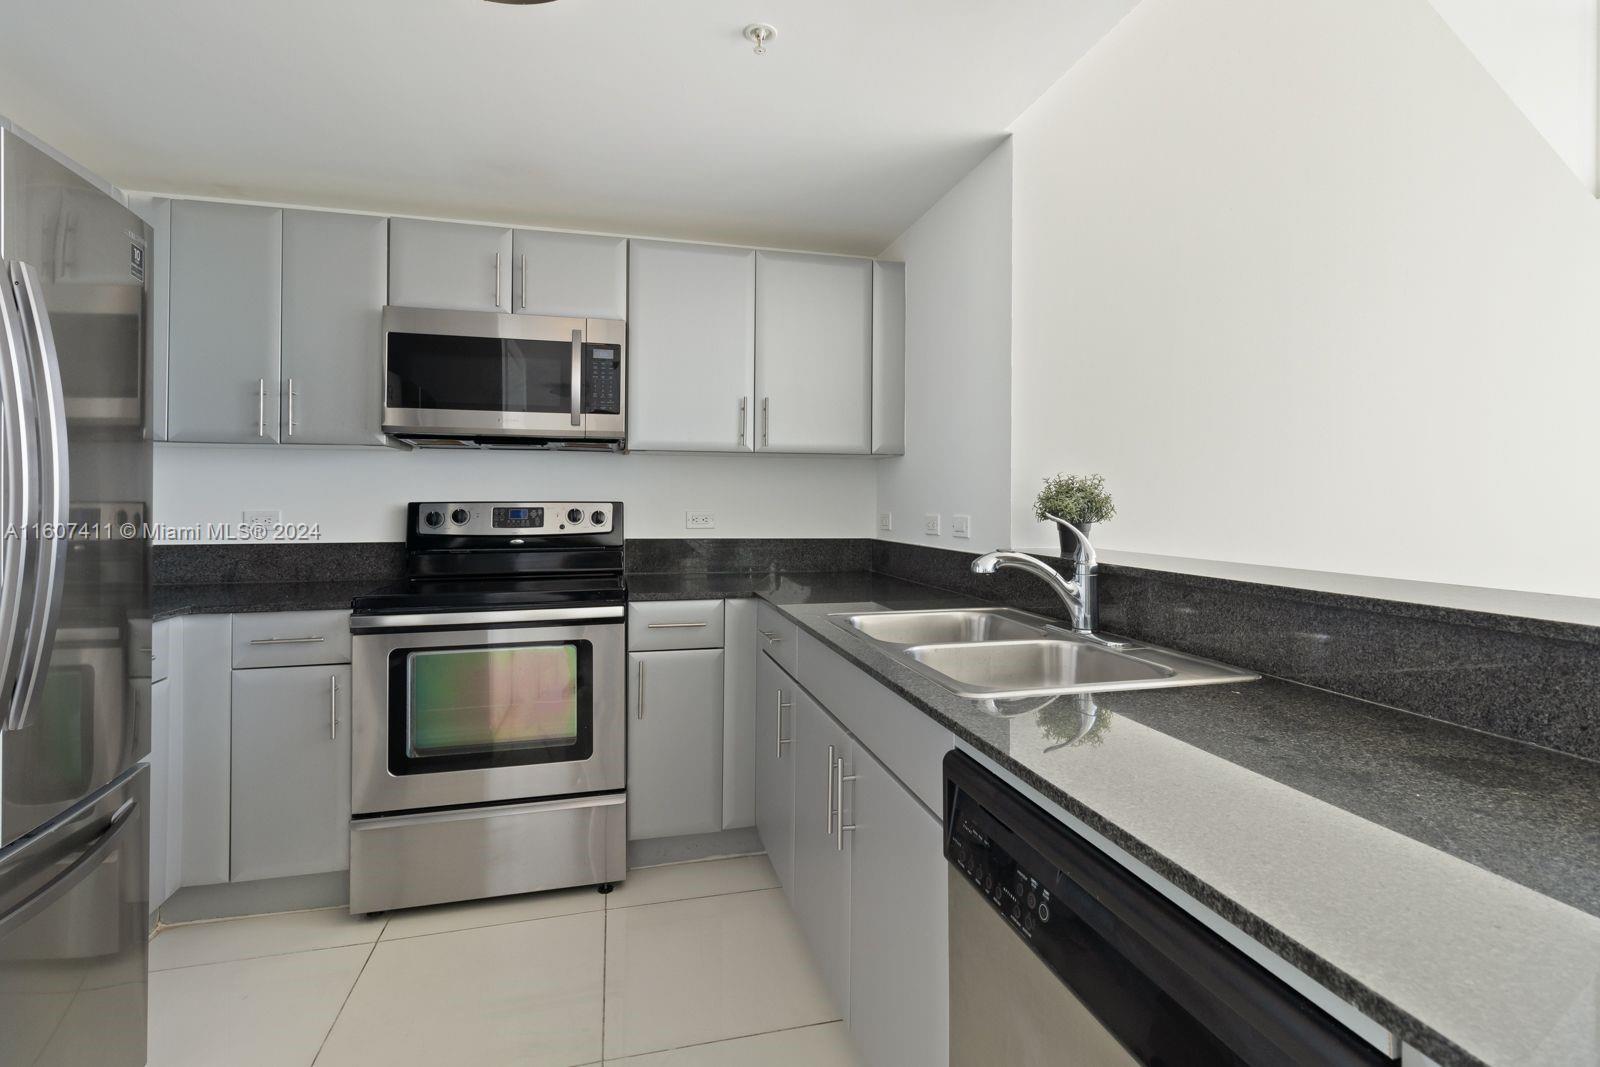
0, 0, 1135, 254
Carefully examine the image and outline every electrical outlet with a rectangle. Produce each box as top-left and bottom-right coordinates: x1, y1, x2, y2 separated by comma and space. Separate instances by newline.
241, 509, 281, 526
923, 513, 941, 536
878, 512, 893, 532
952, 514, 972, 539
686, 511, 716, 530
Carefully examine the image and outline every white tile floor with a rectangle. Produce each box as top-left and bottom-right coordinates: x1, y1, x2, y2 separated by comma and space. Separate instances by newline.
148, 856, 862, 1067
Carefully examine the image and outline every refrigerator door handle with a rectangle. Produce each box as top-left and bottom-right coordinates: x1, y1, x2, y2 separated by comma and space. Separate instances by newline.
6, 261, 70, 732
0, 798, 137, 940
0, 266, 40, 732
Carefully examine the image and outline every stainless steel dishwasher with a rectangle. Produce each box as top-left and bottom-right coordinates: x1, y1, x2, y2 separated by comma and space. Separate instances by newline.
943, 751, 1396, 1066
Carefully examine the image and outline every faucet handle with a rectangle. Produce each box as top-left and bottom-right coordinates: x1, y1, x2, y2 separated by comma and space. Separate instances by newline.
1043, 513, 1098, 568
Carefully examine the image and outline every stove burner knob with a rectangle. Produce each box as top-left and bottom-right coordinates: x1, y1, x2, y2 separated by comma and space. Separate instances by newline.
567, 508, 584, 524
591, 510, 606, 526
451, 508, 470, 526
424, 510, 444, 528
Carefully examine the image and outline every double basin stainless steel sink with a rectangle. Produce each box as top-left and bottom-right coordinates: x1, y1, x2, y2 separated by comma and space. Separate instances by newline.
828, 607, 1257, 701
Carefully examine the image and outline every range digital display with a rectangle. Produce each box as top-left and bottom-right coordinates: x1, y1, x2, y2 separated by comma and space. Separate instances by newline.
492, 506, 545, 529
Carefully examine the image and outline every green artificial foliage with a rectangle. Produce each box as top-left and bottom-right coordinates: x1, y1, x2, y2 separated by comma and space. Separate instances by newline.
1033, 473, 1116, 527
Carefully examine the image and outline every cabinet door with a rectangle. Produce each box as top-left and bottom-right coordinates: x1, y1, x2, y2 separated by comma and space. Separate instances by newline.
513, 229, 627, 319
388, 218, 512, 312
628, 240, 756, 451
872, 260, 906, 455
628, 649, 724, 840
754, 652, 796, 895
281, 210, 388, 445
848, 746, 948, 1067
146, 679, 168, 911
790, 690, 852, 1018
755, 251, 872, 454
166, 200, 282, 443
180, 614, 232, 887
230, 665, 352, 881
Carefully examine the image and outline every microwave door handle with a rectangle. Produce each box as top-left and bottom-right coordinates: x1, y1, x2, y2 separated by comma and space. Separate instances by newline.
0, 273, 39, 728
7, 261, 70, 732
570, 328, 582, 428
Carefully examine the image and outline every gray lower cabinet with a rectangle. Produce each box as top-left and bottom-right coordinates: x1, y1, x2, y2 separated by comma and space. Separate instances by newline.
281, 210, 388, 445
755, 652, 797, 894
146, 678, 169, 910
790, 689, 853, 1018
847, 745, 949, 1067
229, 664, 352, 881
166, 200, 283, 443
179, 614, 233, 887
627, 649, 725, 840
388, 218, 512, 311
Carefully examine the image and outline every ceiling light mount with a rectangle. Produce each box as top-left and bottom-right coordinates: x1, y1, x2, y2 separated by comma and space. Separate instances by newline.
743, 23, 776, 56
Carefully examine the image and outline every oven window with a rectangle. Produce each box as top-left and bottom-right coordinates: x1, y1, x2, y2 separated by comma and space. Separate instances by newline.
389, 640, 593, 774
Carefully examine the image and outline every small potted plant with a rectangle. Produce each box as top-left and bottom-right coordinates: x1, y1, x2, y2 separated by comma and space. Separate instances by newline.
1033, 473, 1116, 556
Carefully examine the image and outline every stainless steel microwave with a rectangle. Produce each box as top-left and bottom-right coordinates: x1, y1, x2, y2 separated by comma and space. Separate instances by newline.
381, 306, 625, 448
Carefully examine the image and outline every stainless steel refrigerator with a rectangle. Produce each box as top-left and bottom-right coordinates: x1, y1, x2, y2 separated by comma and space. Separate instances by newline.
0, 121, 151, 1066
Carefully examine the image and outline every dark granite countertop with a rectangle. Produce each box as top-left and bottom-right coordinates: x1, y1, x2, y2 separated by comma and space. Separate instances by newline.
153, 568, 1600, 1063
749, 572, 1600, 1067
153, 580, 383, 621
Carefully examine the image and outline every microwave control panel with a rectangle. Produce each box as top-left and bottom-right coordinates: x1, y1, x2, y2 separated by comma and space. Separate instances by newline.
584, 345, 622, 415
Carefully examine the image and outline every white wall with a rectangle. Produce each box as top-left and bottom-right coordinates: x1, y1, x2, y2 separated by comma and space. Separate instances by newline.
1007, 0, 1600, 599
155, 445, 877, 543
875, 141, 1014, 549
1428, 0, 1599, 192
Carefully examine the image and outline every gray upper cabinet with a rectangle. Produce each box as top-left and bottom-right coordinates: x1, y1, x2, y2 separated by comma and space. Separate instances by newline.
872, 260, 906, 456
166, 201, 283, 443
513, 229, 626, 319
755, 251, 873, 454
848, 744, 949, 1067
628, 240, 757, 452
388, 218, 512, 311
755, 651, 798, 895
281, 210, 388, 445
627, 649, 725, 841
230, 664, 352, 882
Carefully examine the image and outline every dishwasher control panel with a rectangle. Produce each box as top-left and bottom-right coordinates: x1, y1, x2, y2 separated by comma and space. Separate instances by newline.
949, 809, 1054, 940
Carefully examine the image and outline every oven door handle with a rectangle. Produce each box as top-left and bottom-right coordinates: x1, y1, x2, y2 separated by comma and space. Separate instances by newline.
349, 605, 625, 633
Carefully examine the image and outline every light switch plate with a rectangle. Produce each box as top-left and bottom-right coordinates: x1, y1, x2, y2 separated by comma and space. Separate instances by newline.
686, 511, 716, 530
879, 512, 894, 532
952, 514, 972, 539
924, 513, 941, 536
242, 509, 281, 525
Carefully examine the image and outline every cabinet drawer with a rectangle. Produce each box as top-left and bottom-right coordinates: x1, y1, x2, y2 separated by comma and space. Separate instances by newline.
629, 600, 725, 651
755, 601, 799, 674
232, 610, 351, 668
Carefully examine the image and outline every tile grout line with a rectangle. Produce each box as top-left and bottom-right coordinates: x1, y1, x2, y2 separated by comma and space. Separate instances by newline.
309, 914, 389, 1066
150, 936, 384, 974
612, 1018, 849, 1063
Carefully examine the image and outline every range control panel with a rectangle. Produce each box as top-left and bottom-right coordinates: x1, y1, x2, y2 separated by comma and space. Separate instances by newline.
413, 501, 616, 537
949, 810, 1054, 940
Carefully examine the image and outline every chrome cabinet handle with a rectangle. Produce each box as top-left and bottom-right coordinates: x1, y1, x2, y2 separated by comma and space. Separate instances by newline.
6, 262, 68, 733
737, 396, 748, 446
775, 688, 792, 758
494, 252, 502, 308
834, 755, 858, 852
646, 621, 707, 630
826, 744, 836, 834
329, 675, 338, 740
249, 635, 326, 646
757, 629, 782, 644
257, 378, 266, 437
761, 397, 769, 446
569, 328, 583, 428
520, 253, 528, 309
637, 658, 646, 720
285, 377, 296, 437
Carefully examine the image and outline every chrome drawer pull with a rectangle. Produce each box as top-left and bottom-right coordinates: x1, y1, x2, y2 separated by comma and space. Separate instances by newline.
646, 621, 708, 629
757, 629, 783, 643
249, 635, 327, 646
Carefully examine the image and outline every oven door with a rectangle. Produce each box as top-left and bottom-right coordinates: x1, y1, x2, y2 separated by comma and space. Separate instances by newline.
351, 608, 625, 816
382, 306, 588, 440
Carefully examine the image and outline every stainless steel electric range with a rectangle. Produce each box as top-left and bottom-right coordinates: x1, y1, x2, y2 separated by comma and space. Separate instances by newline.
346, 501, 627, 914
